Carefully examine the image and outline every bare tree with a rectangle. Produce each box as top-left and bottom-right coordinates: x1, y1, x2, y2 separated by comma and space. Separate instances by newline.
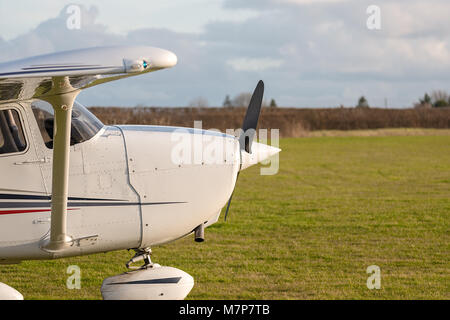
430, 90, 449, 108
188, 96, 209, 108
232, 92, 253, 107
415, 93, 432, 109
430, 90, 448, 102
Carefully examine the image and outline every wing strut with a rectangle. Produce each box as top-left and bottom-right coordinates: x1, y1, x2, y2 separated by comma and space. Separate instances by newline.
41, 77, 80, 251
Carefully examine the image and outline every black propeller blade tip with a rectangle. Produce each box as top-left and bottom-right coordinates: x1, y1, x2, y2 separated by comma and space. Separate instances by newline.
240, 80, 265, 154
227, 80, 264, 221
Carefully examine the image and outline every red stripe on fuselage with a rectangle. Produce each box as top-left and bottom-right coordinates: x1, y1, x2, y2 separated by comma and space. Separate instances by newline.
0, 208, 79, 215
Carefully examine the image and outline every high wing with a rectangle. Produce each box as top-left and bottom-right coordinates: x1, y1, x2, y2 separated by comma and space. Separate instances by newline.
0, 46, 177, 104
0, 46, 177, 251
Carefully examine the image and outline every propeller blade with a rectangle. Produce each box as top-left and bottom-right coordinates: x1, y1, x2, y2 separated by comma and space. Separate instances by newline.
225, 81, 264, 221
240, 80, 264, 154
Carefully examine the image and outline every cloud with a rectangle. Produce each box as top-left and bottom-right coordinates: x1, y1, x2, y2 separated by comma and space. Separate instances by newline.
227, 57, 284, 71
224, 0, 350, 9
0, 4, 124, 61
0, 1, 449, 108
278, 0, 350, 4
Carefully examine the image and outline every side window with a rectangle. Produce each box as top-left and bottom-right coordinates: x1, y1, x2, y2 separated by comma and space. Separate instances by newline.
31, 100, 104, 149
31, 101, 53, 148
0, 109, 27, 155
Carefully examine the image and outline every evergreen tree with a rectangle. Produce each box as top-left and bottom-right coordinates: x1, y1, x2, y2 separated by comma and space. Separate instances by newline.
269, 99, 278, 108
356, 96, 369, 108
223, 95, 232, 108
419, 93, 431, 104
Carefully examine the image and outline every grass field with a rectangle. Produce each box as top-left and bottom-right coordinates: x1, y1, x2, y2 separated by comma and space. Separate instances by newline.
1, 130, 449, 299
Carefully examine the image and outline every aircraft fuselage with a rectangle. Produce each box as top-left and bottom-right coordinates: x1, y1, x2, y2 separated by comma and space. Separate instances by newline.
0, 101, 240, 262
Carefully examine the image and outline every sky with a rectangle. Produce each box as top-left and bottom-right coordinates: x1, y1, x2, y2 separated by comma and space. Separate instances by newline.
0, 0, 449, 108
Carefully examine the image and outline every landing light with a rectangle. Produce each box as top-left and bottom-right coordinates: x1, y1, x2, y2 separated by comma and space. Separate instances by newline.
124, 59, 148, 73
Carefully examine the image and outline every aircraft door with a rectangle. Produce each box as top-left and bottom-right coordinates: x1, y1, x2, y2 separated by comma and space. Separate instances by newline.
0, 103, 49, 242
0, 104, 47, 193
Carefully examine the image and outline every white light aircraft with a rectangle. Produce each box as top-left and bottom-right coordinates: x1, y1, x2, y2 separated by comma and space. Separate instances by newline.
0, 46, 280, 300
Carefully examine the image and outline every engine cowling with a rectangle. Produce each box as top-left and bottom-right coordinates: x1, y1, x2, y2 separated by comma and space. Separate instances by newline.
101, 265, 194, 300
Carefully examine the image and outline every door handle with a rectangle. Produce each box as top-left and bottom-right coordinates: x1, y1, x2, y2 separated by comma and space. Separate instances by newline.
14, 157, 50, 165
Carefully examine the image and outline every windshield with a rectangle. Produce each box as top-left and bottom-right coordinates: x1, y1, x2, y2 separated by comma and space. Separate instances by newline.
32, 100, 104, 149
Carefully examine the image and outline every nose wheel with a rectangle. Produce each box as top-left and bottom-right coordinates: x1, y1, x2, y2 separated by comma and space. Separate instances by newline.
126, 248, 154, 269
102, 247, 194, 300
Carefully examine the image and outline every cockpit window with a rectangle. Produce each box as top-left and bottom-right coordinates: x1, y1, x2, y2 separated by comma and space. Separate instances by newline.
32, 100, 104, 149
0, 108, 27, 155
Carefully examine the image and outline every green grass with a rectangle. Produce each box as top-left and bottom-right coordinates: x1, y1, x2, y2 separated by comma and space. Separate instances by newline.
1, 133, 449, 299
